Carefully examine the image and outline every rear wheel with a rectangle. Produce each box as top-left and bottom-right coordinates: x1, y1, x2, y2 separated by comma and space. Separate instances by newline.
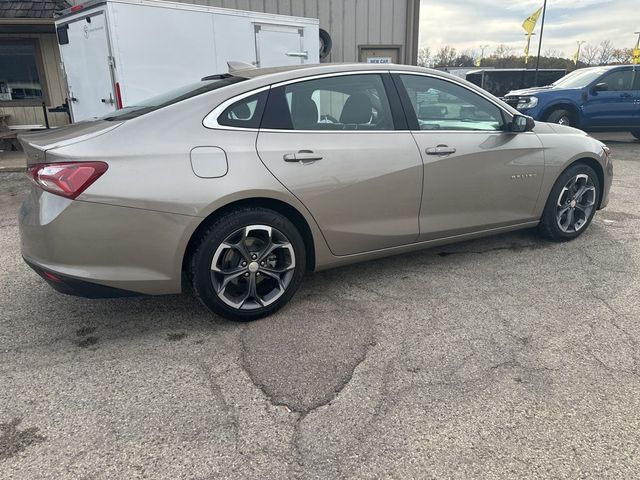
546, 108, 574, 127
631, 129, 640, 140
190, 208, 306, 321
538, 164, 600, 242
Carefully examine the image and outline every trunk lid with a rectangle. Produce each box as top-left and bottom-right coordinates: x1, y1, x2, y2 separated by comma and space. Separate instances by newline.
18, 120, 123, 165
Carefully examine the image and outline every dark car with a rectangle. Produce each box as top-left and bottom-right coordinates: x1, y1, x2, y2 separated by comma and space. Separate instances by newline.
504, 65, 640, 139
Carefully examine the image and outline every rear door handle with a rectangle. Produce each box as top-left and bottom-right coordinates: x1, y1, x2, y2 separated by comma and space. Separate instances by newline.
426, 145, 456, 155
283, 150, 323, 163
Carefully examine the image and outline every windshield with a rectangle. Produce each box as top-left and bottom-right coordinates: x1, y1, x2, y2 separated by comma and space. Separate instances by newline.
103, 74, 246, 121
552, 68, 608, 89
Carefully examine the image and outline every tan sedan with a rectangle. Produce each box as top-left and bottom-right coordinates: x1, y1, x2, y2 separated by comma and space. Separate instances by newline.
19, 63, 613, 320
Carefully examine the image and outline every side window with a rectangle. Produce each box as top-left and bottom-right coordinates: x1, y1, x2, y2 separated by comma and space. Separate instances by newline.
262, 74, 394, 131
399, 75, 505, 132
217, 90, 267, 128
599, 70, 634, 91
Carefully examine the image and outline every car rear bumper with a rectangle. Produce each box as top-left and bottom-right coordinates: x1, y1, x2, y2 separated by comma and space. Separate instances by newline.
19, 187, 199, 296
24, 257, 142, 298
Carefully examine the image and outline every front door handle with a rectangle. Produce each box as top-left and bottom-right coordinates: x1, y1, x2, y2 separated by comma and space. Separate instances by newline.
283, 150, 323, 163
620, 93, 633, 98
426, 145, 456, 155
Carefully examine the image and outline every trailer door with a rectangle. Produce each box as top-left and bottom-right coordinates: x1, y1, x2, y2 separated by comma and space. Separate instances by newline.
59, 12, 116, 121
255, 24, 307, 67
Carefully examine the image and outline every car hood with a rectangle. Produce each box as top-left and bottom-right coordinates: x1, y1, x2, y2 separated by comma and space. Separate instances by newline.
506, 86, 575, 97
18, 120, 123, 164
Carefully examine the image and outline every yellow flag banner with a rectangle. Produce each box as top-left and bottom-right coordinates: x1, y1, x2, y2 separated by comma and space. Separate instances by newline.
522, 7, 543, 35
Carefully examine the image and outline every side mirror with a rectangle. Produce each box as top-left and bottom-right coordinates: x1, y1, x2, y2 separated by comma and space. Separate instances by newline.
593, 82, 609, 93
509, 114, 535, 133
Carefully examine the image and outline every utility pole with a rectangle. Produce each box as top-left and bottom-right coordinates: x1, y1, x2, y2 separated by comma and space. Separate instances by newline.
575, 40, 586, 66
533, 0, 548, 86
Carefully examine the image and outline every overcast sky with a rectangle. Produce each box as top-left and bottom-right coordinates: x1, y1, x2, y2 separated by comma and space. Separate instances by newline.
419, 0, 640, 58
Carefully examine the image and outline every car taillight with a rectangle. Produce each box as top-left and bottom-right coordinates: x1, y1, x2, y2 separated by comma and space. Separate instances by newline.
28, 162, 108, 199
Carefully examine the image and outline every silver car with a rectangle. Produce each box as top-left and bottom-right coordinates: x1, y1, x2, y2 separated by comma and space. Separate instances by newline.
19, 63, 613, 320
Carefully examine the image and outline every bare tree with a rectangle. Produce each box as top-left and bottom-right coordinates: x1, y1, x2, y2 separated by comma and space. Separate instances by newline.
493, 44, 513, 59
433, 45, 457, 68
453, 49, 476, 67
597, 40, 615, 65
543, 48, 561, 58
581, 43, 599, 66
417, 47, 432, 67
611, 48, 633, 64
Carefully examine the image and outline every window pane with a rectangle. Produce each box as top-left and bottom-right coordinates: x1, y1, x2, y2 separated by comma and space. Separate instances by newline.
0, 43, 43, 102
400, 75, 504, 131
599, 70, 633, 91
263, 74, 393, 130
217, 90, 267, 128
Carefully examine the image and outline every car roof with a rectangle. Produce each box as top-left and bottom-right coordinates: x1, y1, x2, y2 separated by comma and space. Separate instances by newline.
229, 62, 437, 80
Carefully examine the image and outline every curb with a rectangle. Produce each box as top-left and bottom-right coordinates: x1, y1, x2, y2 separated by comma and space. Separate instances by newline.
0, 166, 25, 173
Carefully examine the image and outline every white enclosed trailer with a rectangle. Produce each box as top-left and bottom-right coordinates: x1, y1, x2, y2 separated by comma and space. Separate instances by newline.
55, 0, 319, 121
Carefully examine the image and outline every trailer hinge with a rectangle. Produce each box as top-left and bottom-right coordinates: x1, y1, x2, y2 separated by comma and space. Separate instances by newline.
108, 56, 116, 69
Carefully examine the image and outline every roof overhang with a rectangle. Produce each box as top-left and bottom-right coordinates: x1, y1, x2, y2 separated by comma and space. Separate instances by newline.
0, 18, 56, 34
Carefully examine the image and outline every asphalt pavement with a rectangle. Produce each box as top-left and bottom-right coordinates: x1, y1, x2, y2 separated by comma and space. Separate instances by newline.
1, 132, 639, 479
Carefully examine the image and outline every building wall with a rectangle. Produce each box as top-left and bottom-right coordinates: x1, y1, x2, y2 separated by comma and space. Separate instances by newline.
0, 33, 69, 127
179, 0, 419, 64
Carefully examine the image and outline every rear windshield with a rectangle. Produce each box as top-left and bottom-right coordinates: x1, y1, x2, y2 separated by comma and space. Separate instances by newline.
102, 74, 245, 121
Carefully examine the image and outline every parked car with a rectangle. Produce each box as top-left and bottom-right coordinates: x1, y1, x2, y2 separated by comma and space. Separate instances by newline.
504, 65, 640, 139
466, 68, 566, 97
19, 63, 613, 321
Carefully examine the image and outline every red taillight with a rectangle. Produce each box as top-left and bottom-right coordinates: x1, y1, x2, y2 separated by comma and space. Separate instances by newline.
70, 4, 84, 11
41, 271, 62, 283
28, 162, 108, 199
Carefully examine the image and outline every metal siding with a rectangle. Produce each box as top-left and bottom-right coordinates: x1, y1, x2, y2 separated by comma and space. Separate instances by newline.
380, 0, 393, 44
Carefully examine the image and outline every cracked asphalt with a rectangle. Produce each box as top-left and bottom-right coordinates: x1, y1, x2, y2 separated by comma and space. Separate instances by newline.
1, 132, 639, 479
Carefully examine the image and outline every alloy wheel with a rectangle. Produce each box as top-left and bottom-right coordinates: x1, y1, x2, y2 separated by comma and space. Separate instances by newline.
556, 174, 596, 233
557, 115, 571, 126
211, 225, 296, 310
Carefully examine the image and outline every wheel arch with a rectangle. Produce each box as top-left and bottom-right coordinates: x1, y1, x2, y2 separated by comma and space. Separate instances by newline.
181, 197, 317, 292
542, 102, 581, 126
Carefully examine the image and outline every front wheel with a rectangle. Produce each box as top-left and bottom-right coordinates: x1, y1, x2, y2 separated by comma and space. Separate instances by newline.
546, 109, 574, 127
538, 164, 600, 242
190, 207, 306, 321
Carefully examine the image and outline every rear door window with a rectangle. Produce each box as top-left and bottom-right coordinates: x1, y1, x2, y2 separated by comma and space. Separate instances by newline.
262, 74, 394, 131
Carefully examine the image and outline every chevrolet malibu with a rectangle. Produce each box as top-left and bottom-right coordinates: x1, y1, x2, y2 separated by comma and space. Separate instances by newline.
19, 64, 613, 321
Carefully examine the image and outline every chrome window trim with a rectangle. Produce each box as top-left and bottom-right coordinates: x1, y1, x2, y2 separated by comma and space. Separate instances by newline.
203, 68, 517, 133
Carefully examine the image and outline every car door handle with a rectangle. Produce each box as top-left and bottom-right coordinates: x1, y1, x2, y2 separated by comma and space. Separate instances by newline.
620, 93, 633, 98
426, 145, 456, 155
283, 150, 323, 163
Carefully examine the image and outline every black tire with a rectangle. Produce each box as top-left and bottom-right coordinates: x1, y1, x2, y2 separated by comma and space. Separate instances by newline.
631, 129, 640, 140
538, 163, 600, 242
190, 207, 306, 321
546, 109, 574, 127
